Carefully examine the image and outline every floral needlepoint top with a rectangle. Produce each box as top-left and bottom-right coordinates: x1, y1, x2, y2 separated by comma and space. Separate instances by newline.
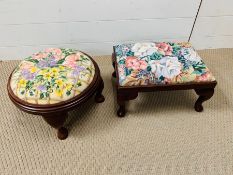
10, 48, 95, 104
114, 42, 215, 86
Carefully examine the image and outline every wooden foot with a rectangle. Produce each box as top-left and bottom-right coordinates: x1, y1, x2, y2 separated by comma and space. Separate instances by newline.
112, 53, 117, 78
95, 78, 105, 103
42, 112, 68, 140
194, 88, 214, 112
117, 105, 125, 117
117, 90, 138, 117
112, 71, 116, 78
57, 127, 68, 140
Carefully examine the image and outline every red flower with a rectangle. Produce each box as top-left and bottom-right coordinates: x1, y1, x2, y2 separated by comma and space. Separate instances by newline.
125, 56, 147, 70
156, 43, 173, 56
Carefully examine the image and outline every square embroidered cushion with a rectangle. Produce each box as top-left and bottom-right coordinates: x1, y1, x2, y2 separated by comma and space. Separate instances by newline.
114, 42, 215, 86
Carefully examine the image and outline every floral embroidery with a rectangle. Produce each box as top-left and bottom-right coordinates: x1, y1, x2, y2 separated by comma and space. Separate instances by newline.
10, 48, 95, 104
115, 42, 215, 86
149, 56, 182, 79
156, 42, 173, 56
125, 56, 147, 70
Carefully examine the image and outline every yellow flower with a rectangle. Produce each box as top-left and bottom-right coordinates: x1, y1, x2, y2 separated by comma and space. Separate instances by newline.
40, 69, 48, 75
65, 83, 73, 90
76, 80, 82, 86
18, 79, 27, 87
59, 66, 65, 71
55, 79, 64, 87
44, 72, 52, 81
55, 89, 63, 97
50, 67, 59, 76
30, 67, 37, 73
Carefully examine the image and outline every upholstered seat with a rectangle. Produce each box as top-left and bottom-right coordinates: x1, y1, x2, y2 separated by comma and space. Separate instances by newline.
10, 48, 95, 104
114, 42, 215, 86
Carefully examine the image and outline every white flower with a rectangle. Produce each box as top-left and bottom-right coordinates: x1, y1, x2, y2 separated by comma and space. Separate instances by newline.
183, 48, 202, 63
131, 42, 158, 58
149, 56, 182, 79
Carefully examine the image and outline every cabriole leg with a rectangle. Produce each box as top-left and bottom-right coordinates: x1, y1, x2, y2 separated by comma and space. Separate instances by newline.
95, 78, 105, 103
42, 112, 68, 140
117, 90, 138, 117
194, 88, 215, 112
112, 53, 116, 78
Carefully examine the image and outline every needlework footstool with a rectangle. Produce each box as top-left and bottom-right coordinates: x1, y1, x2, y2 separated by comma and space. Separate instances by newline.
112, 42, 217, 117
7, 48, 105, 139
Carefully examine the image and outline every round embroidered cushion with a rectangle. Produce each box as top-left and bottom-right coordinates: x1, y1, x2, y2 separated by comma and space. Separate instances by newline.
10, 48, 95, 104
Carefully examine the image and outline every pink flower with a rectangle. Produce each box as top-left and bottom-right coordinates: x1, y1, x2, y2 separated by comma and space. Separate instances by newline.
164, 78, 172, 84
138, 60, 147, 70
32, 48, 63, 60
63, 54, 80, 68
45, 48, 63, 60
20, 61, 34, 70
33, 52, 48, 60
196, 73, 211, 82
156, 43, 173, 56
45, 48, 62, 55
125, 56, 147, 70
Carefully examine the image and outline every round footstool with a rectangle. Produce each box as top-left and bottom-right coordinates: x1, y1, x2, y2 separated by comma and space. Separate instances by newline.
7, 48, 105, 140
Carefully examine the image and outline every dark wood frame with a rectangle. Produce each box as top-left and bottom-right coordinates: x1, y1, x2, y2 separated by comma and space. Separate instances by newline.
112, 48, 217, 117
7, 52, 105, 140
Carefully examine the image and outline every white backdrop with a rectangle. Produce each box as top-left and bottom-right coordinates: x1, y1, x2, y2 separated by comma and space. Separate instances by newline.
190, 0, 233, 49
0, 0, 231, 59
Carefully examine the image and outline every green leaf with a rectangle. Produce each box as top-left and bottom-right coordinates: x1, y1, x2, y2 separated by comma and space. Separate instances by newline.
172, 46, 181, 56
27, 59, 39, 64
40, 93, 44, 99
159, 76, 165, 81
45, 92, 49, 97
66, 91, 71, 96
86, 67, 92, 74
125, 68, 132, 76
25, 56, 32, 60
76, 82, 82, 87
35, 75, 43, 82
61, 75, 67, 79
26, 81, 34, 89
126, 51, 134, 56
26, 81, 30, 89
149, 52, 162, 60
80, 55, 89, 61
192, 63, 206, 72
147, 66, 152, 72
57, 58, 65, 64
118, 60, 125, 64
193, 70, 203, 75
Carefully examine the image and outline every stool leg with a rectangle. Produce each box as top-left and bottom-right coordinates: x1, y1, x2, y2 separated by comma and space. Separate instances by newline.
194, 88, 214, 112
95, 78, 105, 103
112, 53, 116, 78
112, 62, 116, 78
42, 112, 68, 140
117, 98, 126, 117
117, 90, 138, 117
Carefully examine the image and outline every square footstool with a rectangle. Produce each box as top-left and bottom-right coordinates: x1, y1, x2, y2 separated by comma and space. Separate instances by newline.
112, 42, 217, 117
